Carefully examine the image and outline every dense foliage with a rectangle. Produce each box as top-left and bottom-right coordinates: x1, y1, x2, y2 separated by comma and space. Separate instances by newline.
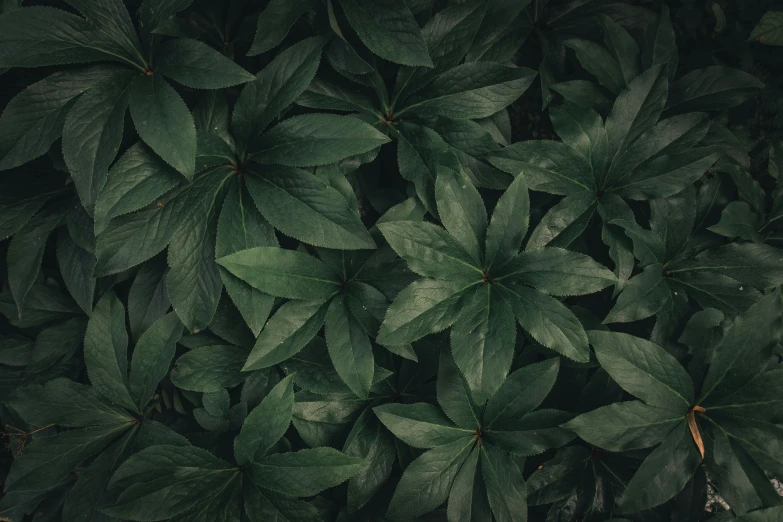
1, 0, 783, 520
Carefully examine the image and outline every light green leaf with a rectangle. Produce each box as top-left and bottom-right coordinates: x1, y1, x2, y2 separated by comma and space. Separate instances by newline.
435, 166, 487, 265
485, 171, 530, 270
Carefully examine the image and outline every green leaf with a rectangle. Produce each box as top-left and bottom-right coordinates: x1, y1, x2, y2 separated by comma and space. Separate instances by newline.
489, 141, 594, 196
84, 292, 137, 412
716, 415, 783, 480
102, 445, 240, 521
128, 258, 171, 342
669, 242, 783, 290
244, 300, 330, 371
374, 402, 472, 448
619, 423, 701, 513
393, 0, 487, 101
605, 65, 668, 166
406, 63, 536, 120
706, 369, 783, 421
642, 5, 678, 78
170, 344, 248, 392
156, 38, 255, 89
394, 121, 447, 212
253, 114, 390, 166
233, 37, 325, 149
62, 428, 136, 522
11, 378, 133, 428
564, 401, 682, 452
249, 448, 365, 497
93, 142, 183, 234
5, 423, 130, 493
128, 312, 183, 409
604, 265, 670, 323
708, 201, 762, 242
387, 438, 475, 519
234, 375, 294, 466
435, 166, 487, 265
0, 7, 111, 67
217, 246, 340, 300
166, 176, 230, 333
748, 11, 783, 45
378, 220, 482, 279
65, 0, 144, 68
549, 102, 608, 190
451, 284, 516, 403
526, 193, 597, 251
325, 296, 375, 398
588, 330, 694, 412
666, 66, 764, 112
700, 291, 783, 403
60, 72, 132, 213
129, 74, 196, 178
248, 0, 317, 55
447, 446, 491, 521
216, 183, 277, 337
338, 0, 432, 67
437, 349, 480, 429
481, 443, 527, 522
343, 410, 397, 512
564, 38, 625, 94
8, 206, 65, 316
484, 172, 529, 275
245, 167, 376, 250
244, 482, 321, 522
499, 248, 616, 296
598, 14, 640, 86
378, 278, 477, 347
499, 283, 589, 363
484, 358, 559, 428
